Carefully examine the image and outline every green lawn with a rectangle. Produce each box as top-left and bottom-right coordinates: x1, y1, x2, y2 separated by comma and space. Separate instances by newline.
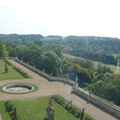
63, 53, 120, 74
0, 67, 25, 80
0, 60, 32, 80
0, 96, 78, 120
0, 60, 7, 67
0, 101, 10, 120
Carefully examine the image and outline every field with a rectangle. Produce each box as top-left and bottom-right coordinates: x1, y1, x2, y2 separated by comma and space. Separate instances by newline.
0, 60, 32, 80
0, 96, 78, 120
41, 37, 60, 41
63, 53, 120, 74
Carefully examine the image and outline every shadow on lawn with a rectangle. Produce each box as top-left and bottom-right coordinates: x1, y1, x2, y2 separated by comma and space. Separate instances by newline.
0, 72, 7, 74
43, 118, 47, 120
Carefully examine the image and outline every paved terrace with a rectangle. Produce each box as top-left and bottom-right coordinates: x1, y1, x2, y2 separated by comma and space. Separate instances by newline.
0, 60, 119, 120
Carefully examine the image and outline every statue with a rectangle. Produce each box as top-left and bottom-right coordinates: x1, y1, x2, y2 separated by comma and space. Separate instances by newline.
46, 96, 55, 120
66, 73, 69, 83
48, 96, 53, 110
66, 73, 69, 79
50, 73, 53, 76
75, 76, 78, 82
5, 63, 8, 73
72, 76, 78, 92
5, 63, 7, 68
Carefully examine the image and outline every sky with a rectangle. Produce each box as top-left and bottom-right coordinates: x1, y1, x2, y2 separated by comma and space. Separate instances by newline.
0, 0, 120, 38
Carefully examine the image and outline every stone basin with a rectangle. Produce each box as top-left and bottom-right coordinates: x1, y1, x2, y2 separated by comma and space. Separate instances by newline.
3, 84, 34, 93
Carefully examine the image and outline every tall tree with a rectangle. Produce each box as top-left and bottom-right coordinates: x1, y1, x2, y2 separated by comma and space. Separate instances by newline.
52, 66, 59, 77
39, 50, 62, 74
78, 68, 92, 83
0, 38, 8, 57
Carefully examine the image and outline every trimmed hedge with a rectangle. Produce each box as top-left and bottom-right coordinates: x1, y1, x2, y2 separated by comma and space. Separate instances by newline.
4, 59, 13, 66
13, 66, 28, 78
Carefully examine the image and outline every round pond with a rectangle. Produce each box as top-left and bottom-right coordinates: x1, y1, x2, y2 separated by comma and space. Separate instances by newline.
3, 84, 34, 93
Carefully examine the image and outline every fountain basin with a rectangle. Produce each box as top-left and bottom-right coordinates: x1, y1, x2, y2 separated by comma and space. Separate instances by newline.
3, 84, 34, 93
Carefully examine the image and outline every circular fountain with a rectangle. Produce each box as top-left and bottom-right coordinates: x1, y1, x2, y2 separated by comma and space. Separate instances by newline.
3, 84, 34, 93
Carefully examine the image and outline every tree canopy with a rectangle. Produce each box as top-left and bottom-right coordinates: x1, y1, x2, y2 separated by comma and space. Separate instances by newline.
0, 38, 8, 57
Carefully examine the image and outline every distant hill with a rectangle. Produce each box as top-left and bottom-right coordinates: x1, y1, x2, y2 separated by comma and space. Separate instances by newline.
0, 34, 43, 41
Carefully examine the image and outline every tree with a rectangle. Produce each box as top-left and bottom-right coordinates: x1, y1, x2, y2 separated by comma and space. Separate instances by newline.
72, 64, 81, 75
0, 38, 4, 56
26, 45, 46, 66
105, 54, 115, 64
39, 50, 62, 74
93, 73, 106, 83
34, 40, 42, 46
62, 64, 70, 74
5, 42, 18, 54
52, 66, 59, 77
0, 38, 8, 57
96, 63, 112, 74
54, 47, 62, 58
114, 74, 120, 90
86, 69, 94, 80
3, 45, 9, 57
78, 68, 92, 83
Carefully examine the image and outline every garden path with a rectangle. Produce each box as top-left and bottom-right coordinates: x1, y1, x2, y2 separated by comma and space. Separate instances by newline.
0, 114, 2, 120
0, 60, 119, 120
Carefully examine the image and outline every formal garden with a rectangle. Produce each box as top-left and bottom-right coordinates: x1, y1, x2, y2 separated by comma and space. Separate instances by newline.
0, 60, 32, 80
0, 96, 95, 120
0, 59, 96, 120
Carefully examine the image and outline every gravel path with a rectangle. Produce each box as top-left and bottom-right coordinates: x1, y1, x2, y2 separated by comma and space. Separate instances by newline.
0, 60, 119, 120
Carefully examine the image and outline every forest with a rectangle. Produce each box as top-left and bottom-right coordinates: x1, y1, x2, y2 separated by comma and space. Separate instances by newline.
0, 34, 120, 106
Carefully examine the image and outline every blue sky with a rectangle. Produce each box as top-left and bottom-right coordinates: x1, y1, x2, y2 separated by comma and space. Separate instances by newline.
0, 0, 120, 38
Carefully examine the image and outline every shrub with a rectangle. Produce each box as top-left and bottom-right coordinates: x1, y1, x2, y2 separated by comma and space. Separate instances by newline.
4, 59, 13, 66
4, 100, 14, 112
4, 101, 21, 120
13, 66, 28, 78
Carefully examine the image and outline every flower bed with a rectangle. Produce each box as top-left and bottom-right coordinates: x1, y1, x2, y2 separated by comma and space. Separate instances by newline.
4, 100, 21, 120
52, 95, 95, 120
13, 66, 29, 78
4, 59, 13, 66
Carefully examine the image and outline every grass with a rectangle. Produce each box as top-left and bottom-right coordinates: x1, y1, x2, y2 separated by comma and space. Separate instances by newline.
0, 60, 6, 67
0, 83, 39, 94
63, 53, 120, 74
0, 67, 25, 80
0, 60, 32, 80
0, 101, 11, 120
0, 96, 78, 120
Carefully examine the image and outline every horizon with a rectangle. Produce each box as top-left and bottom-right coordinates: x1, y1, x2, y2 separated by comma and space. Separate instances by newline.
0, 33, 120, 39
0, 0, 120, 38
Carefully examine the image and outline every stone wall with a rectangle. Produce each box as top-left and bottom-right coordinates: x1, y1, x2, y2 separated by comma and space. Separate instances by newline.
1, 57, 120, 118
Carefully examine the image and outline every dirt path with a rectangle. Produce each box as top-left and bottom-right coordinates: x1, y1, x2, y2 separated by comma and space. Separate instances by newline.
0, 60, 119, 120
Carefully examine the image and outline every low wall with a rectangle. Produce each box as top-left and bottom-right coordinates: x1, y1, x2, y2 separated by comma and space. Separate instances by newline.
15, 58, 75, 86
2, 57, 120, 118
75, 88, 120, 118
